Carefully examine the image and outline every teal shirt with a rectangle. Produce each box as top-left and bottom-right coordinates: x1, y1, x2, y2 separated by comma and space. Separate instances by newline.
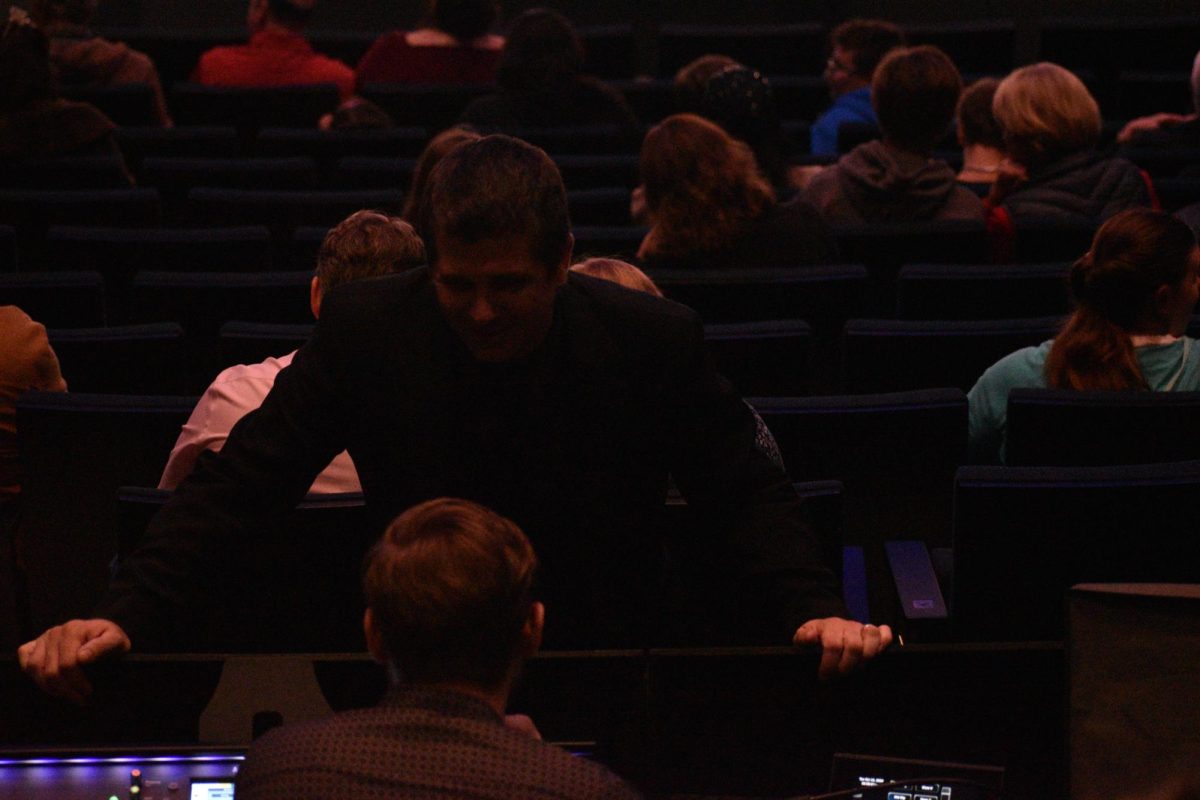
967, 337, 1200, 463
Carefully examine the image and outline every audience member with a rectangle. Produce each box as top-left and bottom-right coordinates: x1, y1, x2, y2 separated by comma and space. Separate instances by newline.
20, 134, 890, 703
1117, 49, 1200, 148
969, 209, 1200, 462
570, 258, 661, 296
956, 77, 1003, 192
401, 125, 481, 224
988, 63, 1152, 225
191, 0, 355, 101
459, 9, 639, 138
235, 498, 642, 800
810, 18, 905, 157
0, 7, 125, 162
319, 96, 394, 130
699, 65, 797, 194
638, 113, 835, 269
1, 305, 67, 504
355, 0, 503, 88
803, 45, 982, 224
158, 211, 425, 493
30, 0, 171, 126
672, 53, 737, 113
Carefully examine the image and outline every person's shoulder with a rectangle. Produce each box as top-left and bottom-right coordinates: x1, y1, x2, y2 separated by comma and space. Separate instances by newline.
977, 340, 1052, 390
495, 726, 641, 799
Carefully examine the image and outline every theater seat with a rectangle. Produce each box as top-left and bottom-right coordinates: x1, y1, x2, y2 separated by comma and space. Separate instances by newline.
169, 83, 342, 135
0, 225, 14, 271
0, 156, 131, 190
14, 392, 197, 634
61, 83, 161, 127
187, 188, 404, 245
0, 272, 106, 327
1005, 388, 1200, 466
843, 317, 1062, 393
950, 460, 1200, 641
895, 262, 1071, 320
704, 319, 813, 396
47, 323, 188, 395
218, 320, 314, 371
0, 189, 161, 269
115, 487, 370, 652
650, 264, 869, 332
115, 127, 241, 175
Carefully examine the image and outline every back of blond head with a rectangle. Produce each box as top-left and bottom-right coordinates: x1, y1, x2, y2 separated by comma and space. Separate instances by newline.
993, 62, 1100, 165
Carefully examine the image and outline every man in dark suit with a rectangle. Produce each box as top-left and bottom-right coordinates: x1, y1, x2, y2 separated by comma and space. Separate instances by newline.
20, 136, 891, 703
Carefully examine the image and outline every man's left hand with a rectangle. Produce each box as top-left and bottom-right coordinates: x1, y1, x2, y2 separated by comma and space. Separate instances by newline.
793, 617, 893, 679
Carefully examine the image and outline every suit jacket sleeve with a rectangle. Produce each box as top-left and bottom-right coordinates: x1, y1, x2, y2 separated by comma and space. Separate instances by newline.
94, 308, 352, 647
664, 311, 847, 639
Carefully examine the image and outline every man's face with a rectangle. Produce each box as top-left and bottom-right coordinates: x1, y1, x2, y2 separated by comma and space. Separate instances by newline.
432, 234, 569, 363
824, 45, 860, 97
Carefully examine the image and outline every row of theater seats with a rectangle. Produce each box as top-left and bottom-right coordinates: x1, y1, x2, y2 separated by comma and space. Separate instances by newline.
9, 385, 1200, 653
82, 17, 1200, 101
0, 310, 1077, 397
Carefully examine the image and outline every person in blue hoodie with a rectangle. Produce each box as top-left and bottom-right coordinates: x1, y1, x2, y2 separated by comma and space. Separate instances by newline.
809, 18, 904, 157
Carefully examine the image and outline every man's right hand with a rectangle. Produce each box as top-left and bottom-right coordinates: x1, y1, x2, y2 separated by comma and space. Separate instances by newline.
17, 619, 131, 705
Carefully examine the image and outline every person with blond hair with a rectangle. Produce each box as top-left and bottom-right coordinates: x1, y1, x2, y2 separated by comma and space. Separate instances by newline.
570, 258, 662, 297
969, 209, 1200, 462
638, 113, 833, 270
988, 62, 1152, 224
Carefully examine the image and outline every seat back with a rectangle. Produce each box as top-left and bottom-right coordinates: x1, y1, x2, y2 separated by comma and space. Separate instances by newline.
46, 227, 273, 322
572, 226, 647, 262
1006, 388, 1200, 466
115, 127, 241, 175
217, 321, 314, 371
843, 317, 1063, 393
749, 389, 967, 548
187, 188, 404, 245
651, 265, 868, 332
895, 262, 1070, 320
657, 480, 843, 645
567, 187, 634, 226
359, 83, 490, 130
60, 83, 160, 126
142, 157, 318, 219
656, 23, 826, 76
48, 324, 188, 394
1010, 219, 1099, 263
951, 461, 1200, 641
15, 392, 197, 632
704, 319, 813, 396
0, 189, 161, 269
0, 272, 106, 327
115, 487, 372, 652
0, 225, 15, 271
0, 156, 131, 190
170, 83, 342, 134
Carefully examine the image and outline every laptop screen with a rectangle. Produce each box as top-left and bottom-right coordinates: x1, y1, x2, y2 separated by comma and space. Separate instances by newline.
829, 752, 1004, 800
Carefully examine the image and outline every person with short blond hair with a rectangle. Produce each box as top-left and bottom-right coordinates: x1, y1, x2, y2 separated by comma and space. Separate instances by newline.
570, 258, 662, 297
158, 211, 424, 493
989, 62, 1152, 224
236, 498, 642, 800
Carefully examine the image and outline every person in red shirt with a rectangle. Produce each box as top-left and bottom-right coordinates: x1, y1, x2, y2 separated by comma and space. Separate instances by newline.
191, 0, 354, 100
356, 0, 504, 88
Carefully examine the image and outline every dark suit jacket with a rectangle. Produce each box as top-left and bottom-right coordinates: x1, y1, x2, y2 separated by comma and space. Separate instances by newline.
98, 270, 844, 648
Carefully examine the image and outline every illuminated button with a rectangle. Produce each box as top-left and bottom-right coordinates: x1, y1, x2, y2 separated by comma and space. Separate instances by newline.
130, 787, 141, 795
109, 795, 119, 800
